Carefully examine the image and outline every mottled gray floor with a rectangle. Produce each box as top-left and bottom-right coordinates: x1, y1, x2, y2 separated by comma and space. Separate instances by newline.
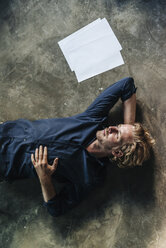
0, 0, 166, 248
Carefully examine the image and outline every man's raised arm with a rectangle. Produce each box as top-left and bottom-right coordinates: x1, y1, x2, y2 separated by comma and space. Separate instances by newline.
81, 77, 137, 121
123, 93, 136, 124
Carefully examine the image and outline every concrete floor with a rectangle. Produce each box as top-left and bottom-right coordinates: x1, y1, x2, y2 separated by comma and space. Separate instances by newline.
0, 0, 166, 247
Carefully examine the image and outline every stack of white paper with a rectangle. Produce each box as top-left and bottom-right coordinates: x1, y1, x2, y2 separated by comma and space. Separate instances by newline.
58, 18, 124, 82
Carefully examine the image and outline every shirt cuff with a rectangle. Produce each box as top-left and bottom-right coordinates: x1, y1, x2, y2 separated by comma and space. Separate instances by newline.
43, 195, 62, 217
121, 77, 137, 102
43, 195, 57, 207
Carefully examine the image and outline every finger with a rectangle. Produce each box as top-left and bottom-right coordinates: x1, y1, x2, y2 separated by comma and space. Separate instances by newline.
35, 148, 39, 162
43, 146, 48, 164
39, 145, 43, 161
52, 158, 58, 171
31, 154, 36, 166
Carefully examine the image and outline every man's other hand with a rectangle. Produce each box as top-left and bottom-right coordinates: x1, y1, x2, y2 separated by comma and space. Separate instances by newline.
31, 145, 58, 180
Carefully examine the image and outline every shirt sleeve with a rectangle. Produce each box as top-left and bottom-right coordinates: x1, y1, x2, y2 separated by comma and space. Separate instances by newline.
43, 182, 91, 217
84, 77, 137, 120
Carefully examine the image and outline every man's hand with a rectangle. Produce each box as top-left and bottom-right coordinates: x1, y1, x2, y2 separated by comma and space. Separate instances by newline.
31, 145, 58, 180
31, 145, 58, 202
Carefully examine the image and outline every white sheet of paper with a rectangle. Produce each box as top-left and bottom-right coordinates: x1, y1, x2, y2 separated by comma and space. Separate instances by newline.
58, 18, 101, 70
75, 52, 124, 82
58, 18, 101, 47
58, 18, 124, 82
58, 18, 122, 72
63, 18, 122, 53
68, 34, 122, 72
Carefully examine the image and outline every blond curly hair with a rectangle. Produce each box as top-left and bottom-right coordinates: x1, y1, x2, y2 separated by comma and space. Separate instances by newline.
110, 123, 155, 168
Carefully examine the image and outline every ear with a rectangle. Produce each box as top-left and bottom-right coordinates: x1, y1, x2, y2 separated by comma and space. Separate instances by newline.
111, 149, 123, 158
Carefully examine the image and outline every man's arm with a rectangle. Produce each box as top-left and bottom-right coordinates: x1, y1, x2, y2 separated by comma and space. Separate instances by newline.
80, 77, 137, 121
31, 145, 58, 202
39, 176, 56, 202
123, 93, 136, 124
31, 146, 86, 217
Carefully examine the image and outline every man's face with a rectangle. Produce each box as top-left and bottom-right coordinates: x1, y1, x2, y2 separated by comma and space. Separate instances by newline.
96, 124, 134, 151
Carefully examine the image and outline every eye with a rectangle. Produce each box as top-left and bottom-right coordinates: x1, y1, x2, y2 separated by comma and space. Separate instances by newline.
117, 131, 120, 140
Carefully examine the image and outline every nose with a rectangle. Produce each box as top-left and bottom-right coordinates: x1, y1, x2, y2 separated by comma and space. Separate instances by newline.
108, 126, 118, 133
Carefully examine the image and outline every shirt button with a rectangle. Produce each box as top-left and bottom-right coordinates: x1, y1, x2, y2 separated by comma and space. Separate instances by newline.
24, 138, 27, 141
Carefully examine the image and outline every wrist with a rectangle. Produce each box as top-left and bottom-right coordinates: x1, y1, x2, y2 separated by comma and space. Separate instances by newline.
39, 175, 52, 184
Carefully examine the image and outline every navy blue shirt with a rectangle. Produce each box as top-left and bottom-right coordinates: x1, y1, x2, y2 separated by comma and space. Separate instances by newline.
0, 77, 137, 216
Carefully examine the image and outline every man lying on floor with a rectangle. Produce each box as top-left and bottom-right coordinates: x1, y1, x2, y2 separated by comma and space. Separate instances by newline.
0, 77, 154, 216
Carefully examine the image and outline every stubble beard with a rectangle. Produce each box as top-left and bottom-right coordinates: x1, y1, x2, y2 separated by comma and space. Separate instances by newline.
96, 130, 113, 151
96, 130, 105, 148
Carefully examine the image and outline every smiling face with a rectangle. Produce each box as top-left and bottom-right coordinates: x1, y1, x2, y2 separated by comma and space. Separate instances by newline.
96, 124, 134, 152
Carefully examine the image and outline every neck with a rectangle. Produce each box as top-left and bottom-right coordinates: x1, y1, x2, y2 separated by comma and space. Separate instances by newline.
86, 139, 109, 158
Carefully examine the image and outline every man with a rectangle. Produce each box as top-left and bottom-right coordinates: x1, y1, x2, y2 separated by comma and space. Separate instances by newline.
0, 77, 154, 216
